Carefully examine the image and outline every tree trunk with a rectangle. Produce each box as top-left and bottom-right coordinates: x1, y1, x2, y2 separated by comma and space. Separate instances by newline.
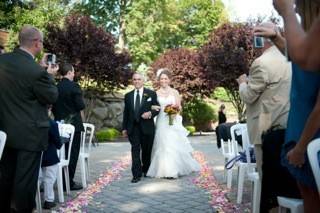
118, 0, 127, 52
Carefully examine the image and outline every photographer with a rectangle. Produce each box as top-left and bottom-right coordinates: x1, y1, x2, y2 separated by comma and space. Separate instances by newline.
0, 25, 58, 213
237, 22, 293, 212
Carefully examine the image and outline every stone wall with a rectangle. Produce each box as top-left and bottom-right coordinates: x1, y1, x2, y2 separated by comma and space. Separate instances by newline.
84, 92, 124, 131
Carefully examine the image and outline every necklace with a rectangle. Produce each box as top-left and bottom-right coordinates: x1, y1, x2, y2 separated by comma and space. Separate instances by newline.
159, 87, 171, 97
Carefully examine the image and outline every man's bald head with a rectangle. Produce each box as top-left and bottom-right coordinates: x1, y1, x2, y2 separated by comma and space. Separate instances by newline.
18, 25, 43, 48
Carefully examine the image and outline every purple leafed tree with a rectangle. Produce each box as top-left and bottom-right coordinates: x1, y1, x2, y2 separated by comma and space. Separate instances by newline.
45, 14, 132, 91
200, 22, 261, 120
149, 48, 212, 102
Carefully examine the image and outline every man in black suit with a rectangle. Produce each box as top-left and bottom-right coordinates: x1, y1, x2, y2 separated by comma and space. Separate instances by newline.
52, 63, 85, 190
122, 73, 159, 183
0, 25, 58, 213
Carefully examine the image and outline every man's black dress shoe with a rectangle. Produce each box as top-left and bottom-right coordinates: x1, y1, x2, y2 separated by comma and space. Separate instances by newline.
43, 201, 56, 209
70, 182, 83, 190
131, 177, 141, 183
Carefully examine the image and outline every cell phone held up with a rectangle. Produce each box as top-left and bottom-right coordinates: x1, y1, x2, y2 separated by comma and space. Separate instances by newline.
46, 53, 56, 65
254, 36, 264, 48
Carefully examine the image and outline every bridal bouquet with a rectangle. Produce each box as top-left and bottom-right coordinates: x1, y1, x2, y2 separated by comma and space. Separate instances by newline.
164, 104, 180, 125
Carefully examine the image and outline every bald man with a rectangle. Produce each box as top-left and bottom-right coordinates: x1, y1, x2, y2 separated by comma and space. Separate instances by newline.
0, 25, 58, 213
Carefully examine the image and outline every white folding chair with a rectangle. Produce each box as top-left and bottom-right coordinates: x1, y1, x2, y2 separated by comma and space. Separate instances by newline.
79, 123, 95, 188
35, 172, 42, 213
277, 197, 303, 213
307, 138, 320, 193
233, 124, 261, 213
226, 124, 242, 189
57, 123, 75, 203
220, 139, 237, 181
0, 130, 7, 159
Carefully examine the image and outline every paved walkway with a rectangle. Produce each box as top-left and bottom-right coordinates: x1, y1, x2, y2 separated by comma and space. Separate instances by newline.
47, 135, 252, 212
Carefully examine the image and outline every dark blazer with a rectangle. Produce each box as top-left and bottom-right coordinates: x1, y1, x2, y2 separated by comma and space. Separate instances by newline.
52, 78, 85, 132
122, 88, 159, 135
42, 120, 63, 167
0, 48, 58, 151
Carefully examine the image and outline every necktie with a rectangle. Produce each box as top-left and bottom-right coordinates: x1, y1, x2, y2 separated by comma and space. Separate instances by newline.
134, 90, 141, 121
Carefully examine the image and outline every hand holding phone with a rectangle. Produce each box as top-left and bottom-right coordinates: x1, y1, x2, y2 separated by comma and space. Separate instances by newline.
47, 53, 56, 65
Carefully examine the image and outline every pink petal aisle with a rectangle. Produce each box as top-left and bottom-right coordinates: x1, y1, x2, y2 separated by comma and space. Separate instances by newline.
192, 151, 251, 213
59, 154, 131, 212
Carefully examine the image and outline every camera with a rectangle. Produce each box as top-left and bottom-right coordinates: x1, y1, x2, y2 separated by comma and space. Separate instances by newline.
47, 54, 56, 65
254, 36, 264, 48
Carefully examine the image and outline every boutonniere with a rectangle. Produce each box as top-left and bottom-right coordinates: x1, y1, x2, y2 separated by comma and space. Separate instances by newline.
143, 93, 149, 98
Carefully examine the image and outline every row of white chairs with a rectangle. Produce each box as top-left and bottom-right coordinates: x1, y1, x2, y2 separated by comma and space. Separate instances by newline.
35, 122, 95, 212
220, 123, 261, 213
219, 124, 320, 213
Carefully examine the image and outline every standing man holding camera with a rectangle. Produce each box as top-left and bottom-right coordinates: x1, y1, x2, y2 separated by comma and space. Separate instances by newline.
237, 22, 293, 212
237, 23, 291, 176
52, 63, 85, 190
0, 25, 58, 213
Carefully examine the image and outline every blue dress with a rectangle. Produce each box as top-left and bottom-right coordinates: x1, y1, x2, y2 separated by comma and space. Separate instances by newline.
282, 63, 320, 189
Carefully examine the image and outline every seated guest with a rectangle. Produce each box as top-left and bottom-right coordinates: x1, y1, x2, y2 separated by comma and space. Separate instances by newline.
40, 118, 63, 209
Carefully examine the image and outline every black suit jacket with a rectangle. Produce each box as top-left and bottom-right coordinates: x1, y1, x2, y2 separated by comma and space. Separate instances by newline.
52, 78, 85, 132
122, 88, 159, 135
0, 48, 58, 151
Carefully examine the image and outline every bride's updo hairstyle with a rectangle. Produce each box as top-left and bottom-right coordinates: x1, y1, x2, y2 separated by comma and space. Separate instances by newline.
156, 68, 172, 80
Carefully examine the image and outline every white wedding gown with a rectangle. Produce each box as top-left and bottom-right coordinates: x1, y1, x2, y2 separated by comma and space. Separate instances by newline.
147, 95, 200, 178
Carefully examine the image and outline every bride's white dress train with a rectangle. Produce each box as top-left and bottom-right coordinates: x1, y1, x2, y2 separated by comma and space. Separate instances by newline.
147, 95, 200, 178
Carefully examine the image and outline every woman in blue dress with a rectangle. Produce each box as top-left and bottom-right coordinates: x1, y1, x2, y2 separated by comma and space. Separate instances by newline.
254, 22, 320, 212
281, 63, 320, 212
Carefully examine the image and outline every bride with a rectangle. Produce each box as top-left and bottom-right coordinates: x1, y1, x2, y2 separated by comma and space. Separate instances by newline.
147, 68, 200, 178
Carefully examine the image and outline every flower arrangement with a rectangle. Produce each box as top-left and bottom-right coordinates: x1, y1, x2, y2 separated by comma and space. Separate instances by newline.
164, 104, 180, 125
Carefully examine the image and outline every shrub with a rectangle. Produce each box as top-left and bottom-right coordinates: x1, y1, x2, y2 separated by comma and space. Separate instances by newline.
185, 126, 196, 136
182, 99, 217, 131
96, 128, 120, 142
212, 87, 230, 102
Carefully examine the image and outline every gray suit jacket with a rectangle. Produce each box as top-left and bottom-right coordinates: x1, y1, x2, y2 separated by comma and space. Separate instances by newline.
239, 46, 291, 145
0, 48, 58, 151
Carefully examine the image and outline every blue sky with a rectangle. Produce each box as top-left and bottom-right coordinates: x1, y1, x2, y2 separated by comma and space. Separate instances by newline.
222, 0, 278, 22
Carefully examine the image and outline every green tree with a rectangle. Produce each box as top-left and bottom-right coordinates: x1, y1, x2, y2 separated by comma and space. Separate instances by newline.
125, 0, 181, 67
125, 0, 227, 68
177, 0, 227, 48
0, 0, 26, 29
5, 0, 71, 50
74, 0, 133, 51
